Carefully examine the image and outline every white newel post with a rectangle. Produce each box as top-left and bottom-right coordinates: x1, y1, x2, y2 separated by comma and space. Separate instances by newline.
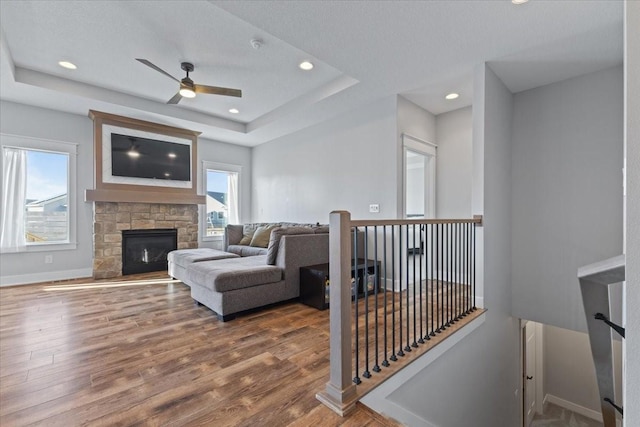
316, 210, 357, 415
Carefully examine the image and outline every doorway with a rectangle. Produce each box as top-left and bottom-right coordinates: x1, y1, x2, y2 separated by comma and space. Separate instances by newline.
402, 134, 436, 220
402, 134, 436, 259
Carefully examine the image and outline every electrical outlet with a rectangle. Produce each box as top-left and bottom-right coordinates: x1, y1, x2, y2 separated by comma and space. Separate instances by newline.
44, 255, 53, 264
369, 204, 380, 213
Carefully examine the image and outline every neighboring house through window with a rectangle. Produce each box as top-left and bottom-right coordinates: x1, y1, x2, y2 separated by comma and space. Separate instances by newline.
202, 161, 240, 240
0, 134, 77, 252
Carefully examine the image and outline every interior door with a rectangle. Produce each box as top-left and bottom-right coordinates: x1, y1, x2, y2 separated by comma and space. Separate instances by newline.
524, 321, 537, 426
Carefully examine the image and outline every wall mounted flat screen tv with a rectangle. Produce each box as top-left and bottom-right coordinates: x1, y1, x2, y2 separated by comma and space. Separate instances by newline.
110, 133, 191, 182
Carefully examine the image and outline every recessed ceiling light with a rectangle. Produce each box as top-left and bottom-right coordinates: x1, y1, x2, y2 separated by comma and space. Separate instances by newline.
299, 61, 314, 71
229, 108, 239, 114
445, 93, 459, 100
58, 61, 77, 70
512, 0, 529, 4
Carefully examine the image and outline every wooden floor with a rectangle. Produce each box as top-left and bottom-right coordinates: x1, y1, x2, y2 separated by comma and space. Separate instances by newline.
0, 273, 481, 426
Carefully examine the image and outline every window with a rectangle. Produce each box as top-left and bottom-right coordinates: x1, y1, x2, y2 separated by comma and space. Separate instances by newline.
1, 134, 77, 252
202, 161, 240, 240
25, 150, 69, 243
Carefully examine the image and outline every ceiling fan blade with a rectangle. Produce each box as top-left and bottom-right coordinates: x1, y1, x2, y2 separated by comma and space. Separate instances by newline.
194, 84, 242, 98
167, 92, 183, 104
136, 58, 180, 83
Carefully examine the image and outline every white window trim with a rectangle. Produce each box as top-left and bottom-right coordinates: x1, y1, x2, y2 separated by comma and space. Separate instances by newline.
0, 133, 78, 253
402, 133, 437, 219
201, 160, 242, 242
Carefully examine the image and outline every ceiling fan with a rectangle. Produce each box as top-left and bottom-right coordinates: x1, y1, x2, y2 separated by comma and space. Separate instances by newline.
136, 59, 242, 104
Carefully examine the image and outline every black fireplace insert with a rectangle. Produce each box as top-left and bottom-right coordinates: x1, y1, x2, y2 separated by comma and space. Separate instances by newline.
121, 228, 177, 275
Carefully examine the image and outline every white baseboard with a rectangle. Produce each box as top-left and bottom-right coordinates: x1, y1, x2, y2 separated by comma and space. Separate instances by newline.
543, 393, 603, 422
0, 268, 93, 287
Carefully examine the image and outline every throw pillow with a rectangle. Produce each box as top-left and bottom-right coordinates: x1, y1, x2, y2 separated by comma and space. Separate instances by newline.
238, 224, 256, 246
266, 226, 314, 264
225, 224, 244, 245
249, 225, 277, 248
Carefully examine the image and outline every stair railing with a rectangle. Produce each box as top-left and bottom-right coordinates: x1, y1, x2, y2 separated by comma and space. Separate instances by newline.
578, 254, 625, 427
316, 210, 482, 415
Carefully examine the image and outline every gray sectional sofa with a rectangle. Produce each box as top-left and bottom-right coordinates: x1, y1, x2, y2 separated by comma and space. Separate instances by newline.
169, 223, 330, 321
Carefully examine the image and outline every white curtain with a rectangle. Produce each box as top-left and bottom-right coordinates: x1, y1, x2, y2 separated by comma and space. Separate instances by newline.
1, 148, 27, 252
227, 172, 239, 225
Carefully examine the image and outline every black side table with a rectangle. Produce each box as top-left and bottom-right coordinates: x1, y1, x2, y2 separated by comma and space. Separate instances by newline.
299, 259, 381, 310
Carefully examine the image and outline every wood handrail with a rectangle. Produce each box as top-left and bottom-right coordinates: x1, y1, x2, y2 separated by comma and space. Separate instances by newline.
577, 254, 625, 285
350, 215, 482, 227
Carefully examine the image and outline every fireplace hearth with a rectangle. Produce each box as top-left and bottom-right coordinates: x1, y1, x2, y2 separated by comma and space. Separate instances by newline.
122, 228, 177, 275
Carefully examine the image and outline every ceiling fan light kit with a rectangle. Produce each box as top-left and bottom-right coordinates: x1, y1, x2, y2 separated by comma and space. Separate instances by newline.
136, 58, 242, 104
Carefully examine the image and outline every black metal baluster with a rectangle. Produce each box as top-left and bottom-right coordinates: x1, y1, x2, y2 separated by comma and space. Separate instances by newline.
458, 223, 464, 319
453, 222, 459, 322
463, 222, 469, 315
390, 225, 397, 362
450, 223, 455, 324
466, 222, 471, 314
449, 223, 454, 325
418, 223, 425, 344
450, 223, 455, 323
411, 223, 418, 348
398, 225, 405, 357
457, 224, 464, 320
404, 224, 412, 353
437, 223, 442, 333
362, 227, 371, 379
440, 222, 444, 329
373, 226, 381, 373
382, 225, 390, 368
430, 223, 435, 337
472, 222, 476, 311
435, 223, 439, 332
353, 227, 361, 384
444, 223, 450, 328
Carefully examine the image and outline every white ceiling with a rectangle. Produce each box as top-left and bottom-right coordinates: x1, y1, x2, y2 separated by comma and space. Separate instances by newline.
0, 1, 623, 147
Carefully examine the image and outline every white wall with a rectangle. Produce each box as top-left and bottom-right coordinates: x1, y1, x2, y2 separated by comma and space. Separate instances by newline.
435, 106, 473, 218
251, 96, 399, 223
0, 101, 252, 285
624, 0, 640, 423
397, 96, 437, 218
0, 101, 94, 284
543, 325, 601, 413
542, 324, 623, 420
511, 66, 624, 333
376, 64, 520, 427
198, 138, 252, 226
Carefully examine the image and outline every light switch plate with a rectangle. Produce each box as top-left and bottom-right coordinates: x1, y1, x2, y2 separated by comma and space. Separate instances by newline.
369, 204, 380, 213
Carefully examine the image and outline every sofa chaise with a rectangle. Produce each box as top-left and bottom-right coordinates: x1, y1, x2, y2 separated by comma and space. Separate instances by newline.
169, 223, 330, 321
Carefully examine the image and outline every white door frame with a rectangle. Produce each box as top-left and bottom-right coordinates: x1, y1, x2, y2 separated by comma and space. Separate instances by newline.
521, 319, 544, 427
402, 133, 436, 219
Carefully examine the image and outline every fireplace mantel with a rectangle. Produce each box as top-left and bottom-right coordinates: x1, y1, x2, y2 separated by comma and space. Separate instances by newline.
86, 189, 205, 205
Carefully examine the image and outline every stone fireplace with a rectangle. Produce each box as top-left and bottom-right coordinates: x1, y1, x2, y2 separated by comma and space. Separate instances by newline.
93, 202, 198, 279
86, 111, 205, 279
